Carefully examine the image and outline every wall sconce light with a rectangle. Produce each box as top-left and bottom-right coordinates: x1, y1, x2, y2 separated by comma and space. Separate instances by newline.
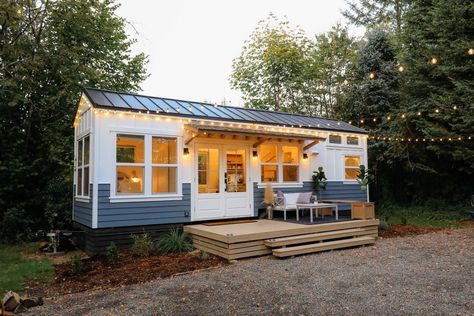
183, 147, 189, 157
302, 153, 308, 160
252, 150, 258, 158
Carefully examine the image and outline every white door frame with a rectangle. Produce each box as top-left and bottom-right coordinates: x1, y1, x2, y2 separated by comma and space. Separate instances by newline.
192, 142, 253, 221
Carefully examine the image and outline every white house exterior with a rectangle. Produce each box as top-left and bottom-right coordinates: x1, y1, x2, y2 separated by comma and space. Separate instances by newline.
73, 88, 368, 253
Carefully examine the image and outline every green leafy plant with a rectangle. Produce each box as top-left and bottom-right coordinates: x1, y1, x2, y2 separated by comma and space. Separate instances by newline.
70, 254, 86, 274
199, 251, 209, 261
156, 228, 194, 254
131, 233, 154, 257
106, 242, 118, 265
356, 165, 374, 191
312, 167, 328, 191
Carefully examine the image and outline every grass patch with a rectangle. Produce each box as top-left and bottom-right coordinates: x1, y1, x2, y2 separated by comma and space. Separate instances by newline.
0, 243, 54, 296
376, 202, 470, 228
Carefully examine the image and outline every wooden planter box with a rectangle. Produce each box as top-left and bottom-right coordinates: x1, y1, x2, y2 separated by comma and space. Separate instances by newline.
351, 202, 375, 219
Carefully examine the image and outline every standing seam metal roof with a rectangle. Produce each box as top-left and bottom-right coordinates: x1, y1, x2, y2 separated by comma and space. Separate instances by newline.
83, 88, 367, 134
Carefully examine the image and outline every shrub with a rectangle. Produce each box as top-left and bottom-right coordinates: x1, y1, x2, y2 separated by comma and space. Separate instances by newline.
131, 233, 154, 257
106, 242, 118, 264
378, 221, 389, 231
156, 228, 194, 254
70, 254, 86, 274
199, 250, 209, 261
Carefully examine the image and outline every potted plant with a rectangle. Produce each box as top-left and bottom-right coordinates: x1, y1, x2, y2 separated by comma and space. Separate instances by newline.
263, 183, 274, 219
312, 167, 327, 194
356, 165, 373, 191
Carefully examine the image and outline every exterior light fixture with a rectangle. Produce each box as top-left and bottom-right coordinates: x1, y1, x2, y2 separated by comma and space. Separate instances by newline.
302, 153, 308, 160
252, 150, 258, 159
183, 147, 189, 157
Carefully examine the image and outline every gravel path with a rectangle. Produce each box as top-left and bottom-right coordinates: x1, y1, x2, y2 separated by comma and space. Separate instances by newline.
30, 227, 474, 316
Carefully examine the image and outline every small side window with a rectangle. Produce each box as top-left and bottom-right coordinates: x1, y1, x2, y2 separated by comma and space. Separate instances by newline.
329, 135, 342, 144
347, 136, 359, 145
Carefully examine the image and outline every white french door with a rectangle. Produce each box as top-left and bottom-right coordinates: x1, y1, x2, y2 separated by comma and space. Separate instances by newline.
193, 143, 252, 220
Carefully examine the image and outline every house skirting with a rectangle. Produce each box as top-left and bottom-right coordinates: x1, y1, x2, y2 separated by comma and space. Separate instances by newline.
73, 222, 184, 255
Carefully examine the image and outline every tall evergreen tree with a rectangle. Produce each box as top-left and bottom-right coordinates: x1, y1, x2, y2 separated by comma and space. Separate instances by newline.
0, 0, 148, 241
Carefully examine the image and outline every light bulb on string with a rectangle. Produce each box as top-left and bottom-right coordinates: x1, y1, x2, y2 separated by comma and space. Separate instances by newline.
369, 72, 375, 79
468, 48, 474, 55
435, 109, 439, 113
430, 57, 438, 65
398, 65, 404, 72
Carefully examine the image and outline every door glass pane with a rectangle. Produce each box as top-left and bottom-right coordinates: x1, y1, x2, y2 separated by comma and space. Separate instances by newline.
283, 165, 298, 182
116, 134, 144, 163
198, 148, 219, 193
116, 166, 144, 194
261, 145, 277, 163
282, 146, 299, 163
226, 149, 246, 192
84, 136, 90, 165
261, 165, 278, 182
152, 167, 177, 193
152, 137, 177, 164
83, 167, 89, 196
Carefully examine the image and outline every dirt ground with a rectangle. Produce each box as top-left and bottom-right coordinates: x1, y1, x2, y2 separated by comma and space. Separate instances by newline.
27, 226, 474, 316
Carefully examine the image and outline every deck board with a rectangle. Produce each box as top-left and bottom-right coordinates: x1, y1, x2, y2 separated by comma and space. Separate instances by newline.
184, 219, 379, 243
184, 219, 379, 259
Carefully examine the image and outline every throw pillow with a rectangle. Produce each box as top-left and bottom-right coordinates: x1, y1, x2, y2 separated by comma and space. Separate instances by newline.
297, 192, 313, 204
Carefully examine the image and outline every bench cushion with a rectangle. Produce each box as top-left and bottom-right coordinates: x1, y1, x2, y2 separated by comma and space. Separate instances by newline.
284, 193, 299, 206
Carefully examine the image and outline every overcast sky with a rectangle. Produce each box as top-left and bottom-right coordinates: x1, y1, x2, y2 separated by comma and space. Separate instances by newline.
116, 0, 363, 106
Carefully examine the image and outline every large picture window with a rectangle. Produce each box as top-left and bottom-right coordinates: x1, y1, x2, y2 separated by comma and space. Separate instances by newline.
344, 156, 361, 180
260, 144, 300, 183
282, 145, 299, 182
261, 145, 278, 182
115, 134, 180, 197
152, 137, 177, 194
116, 134, 145, 194
76, 135, 90, 197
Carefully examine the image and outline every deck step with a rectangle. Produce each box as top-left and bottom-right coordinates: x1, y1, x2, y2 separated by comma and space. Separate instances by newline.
264, 228, 376, 248
272, 236, 375, 258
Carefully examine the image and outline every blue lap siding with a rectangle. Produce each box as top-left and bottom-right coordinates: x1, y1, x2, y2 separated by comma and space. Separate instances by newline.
253, 181, 367, 214
97, 183, 192, 228
73, 184, 93, 228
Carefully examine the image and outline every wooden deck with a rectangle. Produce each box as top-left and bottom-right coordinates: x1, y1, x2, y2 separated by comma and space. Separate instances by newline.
184, 219, 379, 260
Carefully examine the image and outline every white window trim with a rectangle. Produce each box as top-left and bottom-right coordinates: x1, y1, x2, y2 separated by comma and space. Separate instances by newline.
75, 135, 90, 198
344, 155, 362, 180
111, 132, 183, 201
259, 143, 301, 185
151, 136, 179, 195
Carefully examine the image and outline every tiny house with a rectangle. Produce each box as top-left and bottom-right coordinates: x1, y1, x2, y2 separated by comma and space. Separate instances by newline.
73, 88, 369, 253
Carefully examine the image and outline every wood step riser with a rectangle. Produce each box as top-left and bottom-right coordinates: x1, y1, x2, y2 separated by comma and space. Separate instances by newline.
193, 239, 269, 255
265, 228, 377, 248
273, 237, 375, 258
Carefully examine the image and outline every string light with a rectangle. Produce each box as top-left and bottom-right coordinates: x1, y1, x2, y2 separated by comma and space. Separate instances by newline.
468, 48, 474, 55
398, 65, 404, 72
369, 72, 375, 79
431, 57, 438, 64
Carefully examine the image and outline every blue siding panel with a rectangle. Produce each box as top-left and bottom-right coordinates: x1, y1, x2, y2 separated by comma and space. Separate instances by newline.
253, 181, 367, 213
97, 183, 192, 228
73, 184, 93, 228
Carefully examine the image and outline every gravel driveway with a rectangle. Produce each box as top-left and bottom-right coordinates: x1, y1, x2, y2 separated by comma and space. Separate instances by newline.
30, 227, 473, 316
